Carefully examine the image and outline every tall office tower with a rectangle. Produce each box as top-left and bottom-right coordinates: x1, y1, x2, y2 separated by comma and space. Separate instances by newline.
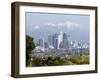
44, 42, 49, 48
52, 34, 57, 49
63, 33, 69, 49
54, 38, 59, 49
52, 34, 56, 48
35, 40, 39, 46
48, 34, 52, 46
38, 37, 45, 48
57, 31, 63, 49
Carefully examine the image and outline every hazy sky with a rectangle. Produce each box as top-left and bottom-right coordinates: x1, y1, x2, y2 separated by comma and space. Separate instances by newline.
25, 12, 90, 43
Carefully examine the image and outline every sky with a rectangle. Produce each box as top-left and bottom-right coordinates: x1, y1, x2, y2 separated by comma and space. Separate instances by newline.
25, 12, 90, 43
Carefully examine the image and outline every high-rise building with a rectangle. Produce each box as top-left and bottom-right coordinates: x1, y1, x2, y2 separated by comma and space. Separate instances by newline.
48, 34, 52, 46
52, 31, 63, 49
38, 37, 44, 48
44, 42, 49, 48
57, 31, 63, 49
54, 38, 58, 49
63, 33, 69, 49
52, 34, 58, 49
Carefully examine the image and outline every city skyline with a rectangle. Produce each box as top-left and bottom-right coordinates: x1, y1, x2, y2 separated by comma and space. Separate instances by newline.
32, 30, 89, 56
34, 31, 89, 49
26, 12, 90, 43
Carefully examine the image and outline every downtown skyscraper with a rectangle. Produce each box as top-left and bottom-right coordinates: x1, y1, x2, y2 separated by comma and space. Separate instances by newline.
47, 31, 69, 49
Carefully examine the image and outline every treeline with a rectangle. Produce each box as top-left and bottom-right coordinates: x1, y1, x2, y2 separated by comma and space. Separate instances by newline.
27, 54, 89, 67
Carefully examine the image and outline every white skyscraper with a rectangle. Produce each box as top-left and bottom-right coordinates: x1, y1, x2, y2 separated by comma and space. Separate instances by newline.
57, 31, 63, 49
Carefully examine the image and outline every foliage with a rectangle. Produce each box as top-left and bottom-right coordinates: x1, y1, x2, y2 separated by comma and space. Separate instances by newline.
26, 35, 35, 66
27, 54, 89, 67
69, 54, 89, 64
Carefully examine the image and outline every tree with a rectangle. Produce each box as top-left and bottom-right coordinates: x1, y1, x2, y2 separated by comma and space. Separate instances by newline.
26, 35, 35, 66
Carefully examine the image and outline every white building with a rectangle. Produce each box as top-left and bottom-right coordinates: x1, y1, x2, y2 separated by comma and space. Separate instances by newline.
57, 31, 63, 49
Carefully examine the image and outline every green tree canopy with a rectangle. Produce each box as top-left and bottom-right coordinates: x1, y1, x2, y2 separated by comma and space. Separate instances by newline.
26, 35, 35, 66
